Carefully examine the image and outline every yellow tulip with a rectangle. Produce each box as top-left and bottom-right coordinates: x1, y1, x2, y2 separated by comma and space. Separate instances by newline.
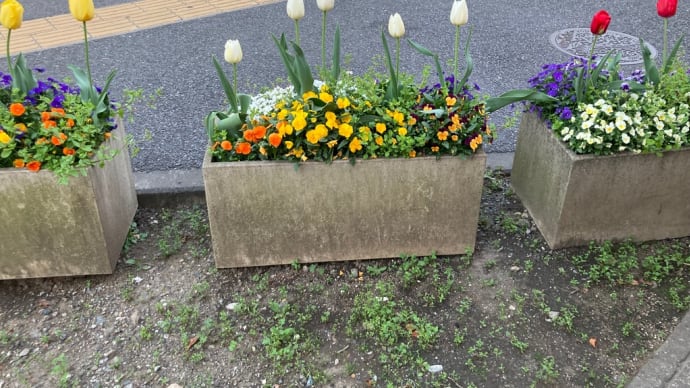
69, 0, 95, 22
0, 0, 24, 30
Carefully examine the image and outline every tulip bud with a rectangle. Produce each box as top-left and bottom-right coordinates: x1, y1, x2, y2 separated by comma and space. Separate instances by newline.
287, 0, 305, 21
69, 0, 95, 22
0, 0, 23, 30
589, 10, 611, 35
450, 0, 468, 26
224, 39, 243, 64
316, 0, 334, 12
388, 13, 405, 38
657, 0, 677, 18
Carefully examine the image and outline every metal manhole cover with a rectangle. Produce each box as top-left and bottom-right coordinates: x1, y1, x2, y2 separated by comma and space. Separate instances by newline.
549, 28, 657, 65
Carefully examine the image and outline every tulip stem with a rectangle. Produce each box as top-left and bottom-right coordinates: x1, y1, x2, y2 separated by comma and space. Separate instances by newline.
454, 25, 460, 91
232, 63, 238, 103
6, 29, 12, 83
395, 37, 400, 81
82, 21, 93, 93
294, 19, 300, 46
662, 18, 668, 69
321, 10, 327, 71
587, 35, 599, 86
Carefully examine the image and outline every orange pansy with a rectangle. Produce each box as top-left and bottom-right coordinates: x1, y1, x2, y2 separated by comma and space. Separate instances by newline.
26, 161, 41, 172
268, 132, 282, 147
235, 142, 252, 155
9, 103, 25, 116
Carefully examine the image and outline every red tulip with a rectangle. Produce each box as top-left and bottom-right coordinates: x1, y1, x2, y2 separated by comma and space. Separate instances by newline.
590, 10, 611, 35
657, 0, 677, 18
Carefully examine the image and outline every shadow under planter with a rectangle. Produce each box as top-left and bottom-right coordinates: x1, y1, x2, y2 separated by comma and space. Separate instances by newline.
512, 112, 690, 249
0, 124, 138, 279
203, 152, 486, 268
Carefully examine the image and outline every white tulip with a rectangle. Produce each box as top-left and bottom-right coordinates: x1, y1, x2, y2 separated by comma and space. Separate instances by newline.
450, 0, 468, 26
316, 0, 334, 11
224, 39, 243, 64
287, 0, 305, 20
388, 13, 405, 38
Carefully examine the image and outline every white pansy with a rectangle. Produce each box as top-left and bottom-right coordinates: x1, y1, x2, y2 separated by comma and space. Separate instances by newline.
621, 133, 630, 144
615, 119, 626, 131
585, 105, 598, 116
604, 122, 615, 134
581, 120, 593, 130
594, 98, 606, 107
654, 117, 665, 130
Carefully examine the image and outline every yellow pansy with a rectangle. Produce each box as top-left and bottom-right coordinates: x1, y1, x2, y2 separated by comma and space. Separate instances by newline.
306, 129, 321, 144
397, 127, 407, 136
292, 111, 308, 131
303, 91, 318, 100
338, 123, 353, 139
446, 96, 457, 106
319, 92, 334, 103
390, 110, 405, 125
0, 130, 11, 144
277, 120, 294, 135
327, 140, 338, 148
336, 97, 350, 109
325, 111, 338, 129
315, 124, 328, 138
285, 141, 294, 150
375, 136, 383, 146
341, 114, 352, 124
409, 150, 416, 158
349, 137, 362, 153
375, 123, 387, 134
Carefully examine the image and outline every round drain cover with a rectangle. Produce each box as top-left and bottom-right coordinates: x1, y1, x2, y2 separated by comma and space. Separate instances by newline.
549, 28, 657, 65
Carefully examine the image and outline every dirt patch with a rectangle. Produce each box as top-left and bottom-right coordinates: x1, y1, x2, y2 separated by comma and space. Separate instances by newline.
1, 170, 690, 387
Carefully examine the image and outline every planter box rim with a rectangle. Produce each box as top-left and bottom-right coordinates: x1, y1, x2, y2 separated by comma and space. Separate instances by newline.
203, 147, 486, 168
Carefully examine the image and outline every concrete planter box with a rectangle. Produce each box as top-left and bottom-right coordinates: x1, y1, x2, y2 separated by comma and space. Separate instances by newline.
512, 112, 690, 249
203, 151, 486, 268
0, 124, 138, 279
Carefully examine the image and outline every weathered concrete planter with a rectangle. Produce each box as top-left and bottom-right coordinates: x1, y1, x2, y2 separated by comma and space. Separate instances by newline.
203, 151, 486, 268
512, 112, 690, 249
0, 124, 138, 279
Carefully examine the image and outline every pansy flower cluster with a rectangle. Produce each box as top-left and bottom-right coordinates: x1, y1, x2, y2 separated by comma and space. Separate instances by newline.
0, 69, 117, 179
209, 75, 492, 163
529, 58, 690, 155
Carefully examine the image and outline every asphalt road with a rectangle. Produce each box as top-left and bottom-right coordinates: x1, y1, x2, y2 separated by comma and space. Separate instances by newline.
17, 0, 690, 172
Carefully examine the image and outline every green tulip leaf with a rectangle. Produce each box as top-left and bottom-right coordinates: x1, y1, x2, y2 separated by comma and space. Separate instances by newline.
640, 38, 660, 86
290, 41, 314, 95
331, 25, 341, 83
663, 35, 685, 74
381, 29, 398, 101
272, 33, 301, 94
238, 94, 252, 115
212, 55, 238, 113
485, 89, 557, 113
407, 38, 444, 87
458, 26, 474, 88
